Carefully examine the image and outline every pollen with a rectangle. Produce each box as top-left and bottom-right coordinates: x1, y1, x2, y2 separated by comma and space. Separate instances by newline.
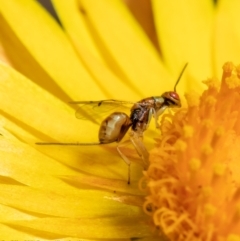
213, 163, 226, 176
225, 76, 240, 89
202, 78, 219, 89
143, 62, 240, 241
236, 64, 240, 78
215, 126, 224, 137
223, 62, 234, 73
175, 139, 187, 152
204, 203, 216, 217
189, 158, 201, 171
201, 119, 213, 130
201, 144, 213, 156
227, 234, 240, 241
201, 186, 212, 199
205, 95, 216, 106
183, 125, 194, 138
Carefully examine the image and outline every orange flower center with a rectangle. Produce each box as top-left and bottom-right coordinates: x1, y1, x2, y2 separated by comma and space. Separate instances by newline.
142, 62, 240, 241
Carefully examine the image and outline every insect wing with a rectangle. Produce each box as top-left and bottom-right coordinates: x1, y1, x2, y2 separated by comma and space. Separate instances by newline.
70, 100, 134, 122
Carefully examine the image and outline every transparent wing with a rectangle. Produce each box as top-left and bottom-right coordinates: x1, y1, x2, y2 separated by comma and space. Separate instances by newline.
69, 99, 135, 121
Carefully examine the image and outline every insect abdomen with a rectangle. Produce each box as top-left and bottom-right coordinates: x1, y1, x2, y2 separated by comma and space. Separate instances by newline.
99, 112, 131, 143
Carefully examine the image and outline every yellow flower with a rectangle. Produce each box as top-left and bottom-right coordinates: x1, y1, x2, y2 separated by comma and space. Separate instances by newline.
0, 0, 240, 240
143, 62, 240, 240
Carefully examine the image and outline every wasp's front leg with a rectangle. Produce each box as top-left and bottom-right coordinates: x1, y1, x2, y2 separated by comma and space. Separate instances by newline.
153, 106, 168, 129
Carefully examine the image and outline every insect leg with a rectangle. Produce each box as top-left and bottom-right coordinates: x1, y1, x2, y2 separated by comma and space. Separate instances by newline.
129, 131, 149, 169
153, 105, 168, 128
151, 108, 159, 128
117, 140, 133, 184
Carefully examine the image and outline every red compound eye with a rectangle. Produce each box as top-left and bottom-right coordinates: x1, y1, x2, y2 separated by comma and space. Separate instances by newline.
170, 91, 179, 100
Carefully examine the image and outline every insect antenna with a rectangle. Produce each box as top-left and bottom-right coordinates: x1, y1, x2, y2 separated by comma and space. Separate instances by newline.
174, 63, 188, 92
35, 142, 103, 146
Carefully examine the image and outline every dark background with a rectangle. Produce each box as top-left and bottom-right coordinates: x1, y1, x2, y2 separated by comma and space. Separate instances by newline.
37, 0, 61, 24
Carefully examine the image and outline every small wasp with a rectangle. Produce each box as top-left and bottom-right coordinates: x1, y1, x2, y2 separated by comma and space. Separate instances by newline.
36, 63, 188, 184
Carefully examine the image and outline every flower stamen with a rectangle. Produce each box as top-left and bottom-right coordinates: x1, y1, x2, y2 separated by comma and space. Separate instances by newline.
144, 62, 240, 240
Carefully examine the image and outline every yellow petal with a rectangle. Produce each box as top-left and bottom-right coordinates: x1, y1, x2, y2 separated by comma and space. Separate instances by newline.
0, 223, 50, 240
60, 174, 144, 195
0, 134, 79, 191
0, 184, 140, 218
52, 0, 104, 63
56, 37, 141, 100
53, 0, 141, 100
214, 0, 240, 75
6, 216, 153, 239
0, 203, 34, 221
0, 63, 145, 180
0, 0, 105, 100
0, 63, 97, 141
152, 0, 214, 92
0, 126, 144, 194
0, 41, 12, 65
78, 0, 172, 97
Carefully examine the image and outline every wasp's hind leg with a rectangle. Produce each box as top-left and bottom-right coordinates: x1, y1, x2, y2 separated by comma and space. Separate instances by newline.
116, 131, 149, 184
117, 140, 133, 184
